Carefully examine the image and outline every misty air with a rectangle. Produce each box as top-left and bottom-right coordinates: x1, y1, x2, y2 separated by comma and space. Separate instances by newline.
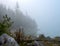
0, 0, 60, 46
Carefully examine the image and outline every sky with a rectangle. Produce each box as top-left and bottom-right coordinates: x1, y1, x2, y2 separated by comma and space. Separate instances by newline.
0, 0, 60, 37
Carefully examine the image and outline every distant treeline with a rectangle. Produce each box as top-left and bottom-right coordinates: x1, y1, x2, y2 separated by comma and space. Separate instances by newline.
0, 4, 38, 36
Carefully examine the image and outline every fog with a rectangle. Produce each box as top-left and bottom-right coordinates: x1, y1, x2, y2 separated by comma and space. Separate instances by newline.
0, 0, 60, 37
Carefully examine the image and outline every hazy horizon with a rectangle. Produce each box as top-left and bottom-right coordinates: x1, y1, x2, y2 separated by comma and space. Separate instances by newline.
0, 0, 60, 37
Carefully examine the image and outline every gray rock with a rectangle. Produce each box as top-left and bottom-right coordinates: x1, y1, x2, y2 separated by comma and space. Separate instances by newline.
33, 41, 45, 46
0, 34, 19, 46
34, 41, 40, 46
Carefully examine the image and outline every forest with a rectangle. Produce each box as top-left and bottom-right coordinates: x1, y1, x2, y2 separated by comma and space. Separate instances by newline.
0, 3, 60, 46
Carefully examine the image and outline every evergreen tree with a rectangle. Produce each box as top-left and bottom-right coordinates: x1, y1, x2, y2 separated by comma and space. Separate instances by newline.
0, 15, 13, 35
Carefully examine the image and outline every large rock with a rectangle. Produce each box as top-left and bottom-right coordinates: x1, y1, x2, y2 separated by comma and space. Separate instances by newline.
0, 34, 19, 46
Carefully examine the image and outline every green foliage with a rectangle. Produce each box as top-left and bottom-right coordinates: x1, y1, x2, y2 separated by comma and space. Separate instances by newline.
39, 34, 46, 40
0, 15, 13, 35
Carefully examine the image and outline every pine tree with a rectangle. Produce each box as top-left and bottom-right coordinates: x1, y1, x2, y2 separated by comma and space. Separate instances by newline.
0, 15, 13, 35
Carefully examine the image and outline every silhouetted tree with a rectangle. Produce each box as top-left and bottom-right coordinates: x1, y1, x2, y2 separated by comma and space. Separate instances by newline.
39, 34, 45, 40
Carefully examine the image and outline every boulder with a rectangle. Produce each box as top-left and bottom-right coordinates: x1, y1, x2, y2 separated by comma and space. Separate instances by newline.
0, 34, 19, 46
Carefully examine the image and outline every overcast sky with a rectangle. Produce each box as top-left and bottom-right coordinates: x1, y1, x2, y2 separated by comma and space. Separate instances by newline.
0, 0, 60, 37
